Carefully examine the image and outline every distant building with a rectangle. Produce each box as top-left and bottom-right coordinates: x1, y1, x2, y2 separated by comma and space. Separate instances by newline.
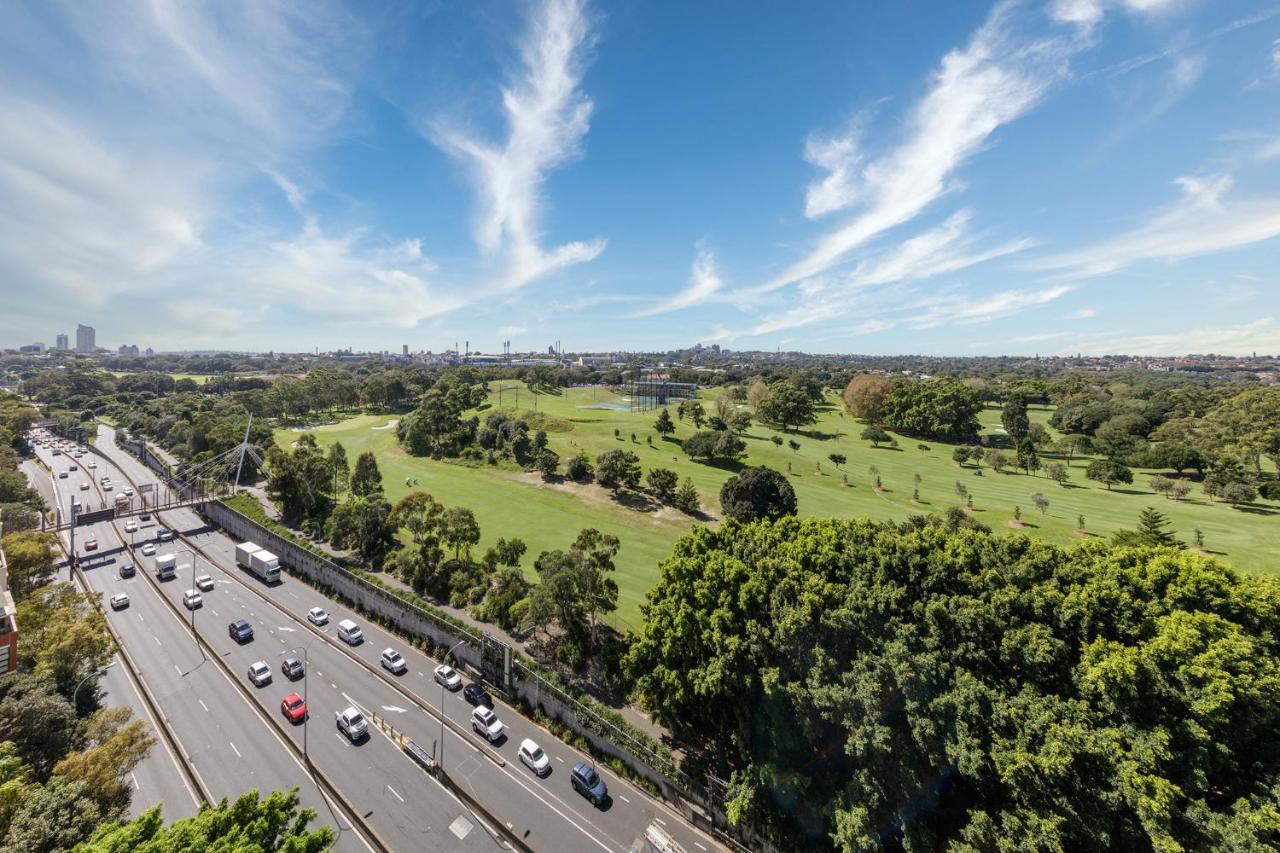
118, 344, 140, 357
402, 344, 409, 356
76, 323, 95, 353
145, 347, 155, 356
18, 343, 45, 353
55, 333, 69, 350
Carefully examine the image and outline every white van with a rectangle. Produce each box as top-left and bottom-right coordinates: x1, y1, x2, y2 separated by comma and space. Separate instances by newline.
336, 619, 363, 645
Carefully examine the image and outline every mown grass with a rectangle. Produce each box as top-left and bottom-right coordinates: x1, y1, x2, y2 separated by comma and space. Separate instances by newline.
276, 383, 1280, 628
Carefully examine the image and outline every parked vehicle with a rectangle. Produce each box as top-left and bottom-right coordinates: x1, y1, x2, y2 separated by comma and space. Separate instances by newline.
247, 661, 272, 687
155, 553, 176, 580
280, 657, 305, 680
434, 664, 462, 690
380, 649, 407, 674
307, 607, 329, 626
471, 706, 505, 743
281, 693, 307, 723
570, 762, 608, 805
336, 619, 363, 645
109, 593, 129, 610
228, 619, 254, 643
519, 739, 551, 776
335, 707, 368, 742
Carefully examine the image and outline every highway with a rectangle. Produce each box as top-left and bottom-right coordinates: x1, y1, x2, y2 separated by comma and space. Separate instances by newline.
90, 424, 723, 853
32, 436, 503, 853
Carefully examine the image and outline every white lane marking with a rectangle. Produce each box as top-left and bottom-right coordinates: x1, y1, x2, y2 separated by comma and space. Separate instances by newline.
228, 741, 241, 758
199, 699, 209, 713
210, 609, 219, 617
654, 817, 667, 826
555, 755, 565, 763
278, 626, 296, 632
131, 772, 140, 790
694, 843, 707, 851
137, 612, 144, 621
154, 635, 162, 645
386, 785, 405, 803
174, 665, 182, 676
331, 683, 337, 689
619, 795, 630, 803
381, 705, 407, 714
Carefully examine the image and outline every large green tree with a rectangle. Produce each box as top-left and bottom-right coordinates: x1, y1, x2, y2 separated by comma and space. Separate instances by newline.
755, 382, 818, 432
627, 516, 1280, 850
718, 467, 797, 522
881, 380, 982, 441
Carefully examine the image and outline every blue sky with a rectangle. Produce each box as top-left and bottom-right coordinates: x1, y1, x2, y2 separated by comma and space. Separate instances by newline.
1, 0, 1278, 356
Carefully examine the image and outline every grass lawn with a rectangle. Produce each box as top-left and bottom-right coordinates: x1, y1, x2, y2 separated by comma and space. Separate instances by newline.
109, 370, 217, 384
276, 383, 1280, 628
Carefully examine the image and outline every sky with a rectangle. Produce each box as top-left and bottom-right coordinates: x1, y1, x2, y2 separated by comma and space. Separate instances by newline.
1, 0, 1278, 357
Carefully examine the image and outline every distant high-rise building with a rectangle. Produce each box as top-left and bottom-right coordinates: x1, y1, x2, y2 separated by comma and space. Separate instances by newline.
19, 343, 45, 353
75, 324, 95, 353
118, 344, 140, 357
402, 344, 409, 356
55, 333, 69, 350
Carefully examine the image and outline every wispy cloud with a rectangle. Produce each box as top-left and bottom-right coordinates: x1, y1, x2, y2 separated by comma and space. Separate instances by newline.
1030, 173, 1280, 278
634, 244, 725, 316
909, 284, 1074, 329
431, 0, 605, 291
1058, 318, 1280, 355
846, 209, 1033, 288
760, 2, 1077, 293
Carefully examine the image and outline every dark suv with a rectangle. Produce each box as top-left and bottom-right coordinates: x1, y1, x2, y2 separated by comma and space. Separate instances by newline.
463, 683, 492, 708
228, 619, 254, 643
570, 762, 608, 806
119, 562, 135, 578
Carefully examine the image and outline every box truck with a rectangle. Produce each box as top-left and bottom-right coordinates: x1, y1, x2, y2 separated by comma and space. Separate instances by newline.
155, 553, 176, 580
235, 541, 261, 569
237, 541, 280, 584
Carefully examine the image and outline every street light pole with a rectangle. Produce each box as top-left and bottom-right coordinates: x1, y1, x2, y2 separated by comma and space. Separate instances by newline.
440, 640, 467, 770
72, 661, 116, 711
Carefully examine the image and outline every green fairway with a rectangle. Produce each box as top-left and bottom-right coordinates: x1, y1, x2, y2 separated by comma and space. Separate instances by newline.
277, 383, 1280, 628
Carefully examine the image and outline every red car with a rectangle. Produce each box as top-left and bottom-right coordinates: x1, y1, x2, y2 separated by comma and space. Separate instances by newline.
281, 693, 307, 724
84, 538, 98, 551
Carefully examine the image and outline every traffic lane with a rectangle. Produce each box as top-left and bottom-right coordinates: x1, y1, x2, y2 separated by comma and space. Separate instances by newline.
94, 433, 716, 853
171, 520, 676, 853
124, 535, 502, 853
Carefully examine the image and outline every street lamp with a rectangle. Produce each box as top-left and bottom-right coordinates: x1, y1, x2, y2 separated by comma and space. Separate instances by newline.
280, 634, 322, 767
175, 547, 201, 658
439, 640, 467, 770
72, 661, 116, 711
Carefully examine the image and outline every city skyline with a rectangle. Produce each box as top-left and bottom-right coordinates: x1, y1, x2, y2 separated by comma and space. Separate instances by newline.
1, 1, 1278, 356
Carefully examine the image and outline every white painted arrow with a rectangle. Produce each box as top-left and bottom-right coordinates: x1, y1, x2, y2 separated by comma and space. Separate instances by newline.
380, 705, 407, 714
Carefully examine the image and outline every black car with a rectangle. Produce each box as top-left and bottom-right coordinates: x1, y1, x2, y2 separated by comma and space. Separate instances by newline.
228, 619, 254, 643
570, 762, 608, 806
119, 562, 135, 578
280, 657, 305, 680
463, 683, 492, 708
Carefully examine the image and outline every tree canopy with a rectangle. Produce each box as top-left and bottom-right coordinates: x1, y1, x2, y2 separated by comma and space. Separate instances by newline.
718, 467, 797, 523
626, 516, 1280, 851
880, 380, 982, 441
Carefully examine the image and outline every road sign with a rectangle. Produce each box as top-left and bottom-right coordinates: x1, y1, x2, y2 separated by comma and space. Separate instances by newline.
76, 509, 115, 526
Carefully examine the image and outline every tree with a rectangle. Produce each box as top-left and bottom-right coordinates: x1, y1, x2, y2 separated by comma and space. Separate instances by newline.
787, 439, 800, 453
595, 450, 641, 493
441, 507, 481, 562
1046, 462, 1069, 487
828, 453, 846, 468
1077, 514, 1086, 531
1113, 506, 1180, 547
684, 430, 745, 463
985, 449, 1009, 474
1013, 504, 1022, 522
1086, 458, 1133, 490
673, 478, 700, 515
881, 380, 983, 440
570, 528, 620, 649
952, 446, 971, 466
719, 467, 797, 523
1170, 481, 1191, 501
625, 516, 1280, 850
1016, 437, 1040, 476
348, 450, 383, 498
646, 468, 679, 503
325, 496, 398, 569
841, 374, 894, 422
534, 448, 559, 479
0, 532, 57, 599
565, 451, 593, 481
746, 378, 769, 412
79, 789, 334, 851
1000, 393, 1030, 442
654, 409, 676, 438
968, 445, 985, 467
490, 537, 527, 569
52, 708, 153, 814
327, 441, 349, 497
770, 435, 783, 448
1149, 475, 1175, 498
3, 776, 105, 853
954, 481, 968, 501
1222, 481, 1257, 509
1056, 433, 1094, 464
1031, 492, 1050, 514
861, 425, 890, 447
265, 435, 333, 525
756, 382, 817, 432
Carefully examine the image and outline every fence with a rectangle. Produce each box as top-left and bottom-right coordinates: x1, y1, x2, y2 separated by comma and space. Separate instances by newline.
115, 433, 751, 848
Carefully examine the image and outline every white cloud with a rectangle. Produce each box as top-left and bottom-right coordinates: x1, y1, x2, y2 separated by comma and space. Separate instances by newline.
1030, 174, 1280, 278
846, 209, 1033, 287
431, 0, 605, 291
634, 245, 725, 316
803, 113, 870, 219
760, 2, 1078, 293
1069, 307, 1098, 319
169, 300, 242, 338
1050, 0, 1182, 28
497, 325, 528, 337
1058, 318, 1280, 355
909, 284, 1074, 329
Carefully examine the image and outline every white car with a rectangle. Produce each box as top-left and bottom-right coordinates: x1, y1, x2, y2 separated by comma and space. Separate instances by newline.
247, 661, 272, 687
79, 481, 90, 491
195, 574, 215, 592
103, 482, 114, 492
471, 706, 505, 743
109, 593, 130, 610
124, 487, 134, 497
157, 527, 172, 541
87, 461, 96, 469
140, 543, 157, 556
433, 664, 462, 690
518, 738, 551, 776
380, 649, 407, 675
124, 520, 138, 533
335, 707, 368, 742
307, 607, 329, 626
182, 590, 202, 610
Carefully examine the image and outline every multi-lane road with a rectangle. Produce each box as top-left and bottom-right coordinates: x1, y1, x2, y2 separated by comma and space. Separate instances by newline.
26, 425, 722, 853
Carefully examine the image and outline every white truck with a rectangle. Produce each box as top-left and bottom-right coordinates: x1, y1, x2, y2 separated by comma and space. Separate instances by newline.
155, 553, 176, 581
236, 541, 281, 584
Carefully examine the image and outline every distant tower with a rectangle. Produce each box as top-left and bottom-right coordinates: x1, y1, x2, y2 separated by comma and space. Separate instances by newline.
402, 344, 409, 356
75, 323, 95, 353
56, 333, 69, 350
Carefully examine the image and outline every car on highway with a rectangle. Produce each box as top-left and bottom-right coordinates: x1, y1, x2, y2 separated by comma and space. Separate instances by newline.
124, 487, 134, 497
140, 543, 156, 556
124, 519, 138, 533
336, 619, 363, 645
84, 538, 98, 551
119, 562, 135, 579
157, 527, 172, 541
79, 481, 89, 491
280, 657, 305, 680
109, 593, 130, 610
281, 693, 307, 723
519, 739, 551, 776
463, 683, 492, 708
87, 460, 96, 469
51, 448, 60, 456
306, 607, 329, 626
570, 762, 609, 806
471, 706, 505, 743
336, 707, 368, 742
228, 619, 254, 643
247, 661, 272, 687
380, 648, 407, 675
99, 474, 109, 483
103, 482, 114, 492
68, 464, 77, 471
57, 471, 68, 479
433, 664, 462, 690
195, 574, 214, 592
182, 590, 202, 610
